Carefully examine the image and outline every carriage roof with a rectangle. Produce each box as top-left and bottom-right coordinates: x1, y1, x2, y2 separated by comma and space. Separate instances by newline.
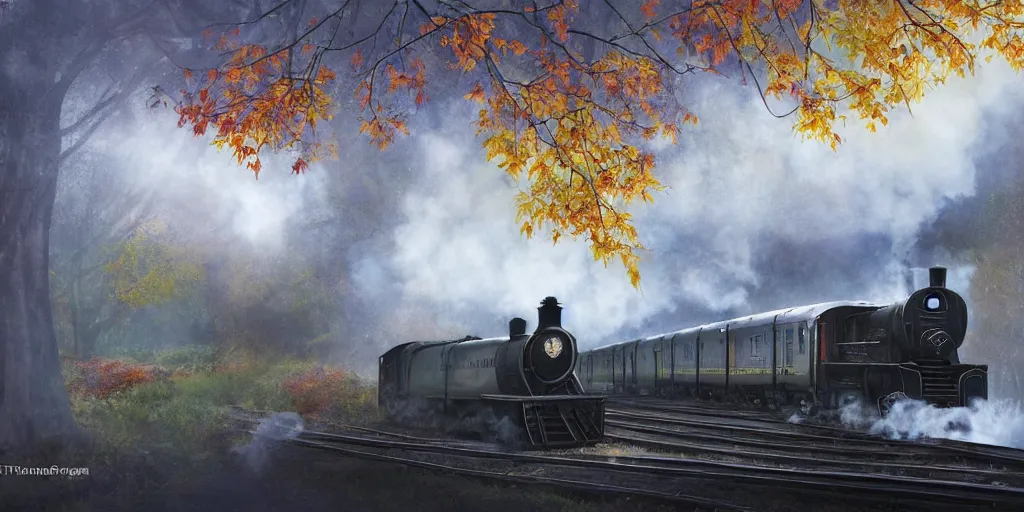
582, 300, 886, 353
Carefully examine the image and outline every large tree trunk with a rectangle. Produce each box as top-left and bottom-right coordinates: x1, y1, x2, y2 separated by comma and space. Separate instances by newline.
0, 26, 78, 453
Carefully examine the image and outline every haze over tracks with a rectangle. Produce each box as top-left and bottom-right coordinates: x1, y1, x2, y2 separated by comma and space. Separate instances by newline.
232, 407, 1024, 511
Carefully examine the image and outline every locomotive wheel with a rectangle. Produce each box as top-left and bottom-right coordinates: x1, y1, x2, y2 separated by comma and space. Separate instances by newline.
877, 391, 909, 417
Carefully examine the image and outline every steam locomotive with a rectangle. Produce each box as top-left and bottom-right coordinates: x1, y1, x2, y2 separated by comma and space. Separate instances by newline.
577, 267, 988, 415
378, 297, 605, 449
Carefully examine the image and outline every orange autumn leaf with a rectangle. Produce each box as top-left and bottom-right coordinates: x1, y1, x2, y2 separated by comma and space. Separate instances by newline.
508, 40, 528, 56
464, 83, 486, 103
350, 48, 364, 70
641, 0, 659, 20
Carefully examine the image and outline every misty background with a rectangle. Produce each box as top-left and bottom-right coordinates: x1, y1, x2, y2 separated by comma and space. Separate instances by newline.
51, 45, 1024, 398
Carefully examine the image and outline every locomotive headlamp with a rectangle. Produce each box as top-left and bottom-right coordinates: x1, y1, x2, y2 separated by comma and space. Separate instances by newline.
543, 336, 564, 359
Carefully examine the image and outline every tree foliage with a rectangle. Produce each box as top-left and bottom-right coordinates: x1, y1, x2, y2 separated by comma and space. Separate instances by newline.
104, 220, 204, 310
173, 0, 1024, 288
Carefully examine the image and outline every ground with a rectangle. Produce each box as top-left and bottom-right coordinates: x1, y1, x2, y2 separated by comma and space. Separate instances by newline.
1, 439, 689, 512
2, 355, 943, 511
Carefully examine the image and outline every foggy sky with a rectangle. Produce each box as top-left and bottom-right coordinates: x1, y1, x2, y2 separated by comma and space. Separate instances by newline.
364, 58, 1024, 349
62, 46, 1024, 369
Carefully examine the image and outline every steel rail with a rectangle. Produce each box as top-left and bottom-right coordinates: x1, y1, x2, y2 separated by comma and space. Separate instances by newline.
601, 430, 1023, 483
604, 409, 1024, 465
289, 428, 1024, 507
607, 398, 1024, 457
286, 436, 750, 511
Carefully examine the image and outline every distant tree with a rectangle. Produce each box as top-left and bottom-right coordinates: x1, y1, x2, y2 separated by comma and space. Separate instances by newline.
50, 154, 203, 360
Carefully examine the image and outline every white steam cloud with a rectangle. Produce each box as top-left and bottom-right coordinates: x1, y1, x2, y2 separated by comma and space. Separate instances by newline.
824, 397, 1024, 449
233, 412, 305, 474
367, 59, 1024, 349
85, 109, 331, 251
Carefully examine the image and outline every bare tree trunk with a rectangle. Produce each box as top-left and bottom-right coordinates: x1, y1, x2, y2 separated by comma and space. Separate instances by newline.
0, 36, 77, 453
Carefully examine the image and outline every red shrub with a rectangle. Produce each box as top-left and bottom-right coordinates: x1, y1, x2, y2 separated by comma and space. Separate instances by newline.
67, 358, 163, 399
281, 366, 348, 416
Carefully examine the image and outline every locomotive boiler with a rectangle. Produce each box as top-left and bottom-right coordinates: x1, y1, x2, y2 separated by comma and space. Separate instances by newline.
577, 267, 988, 415
378, 297, 605, 448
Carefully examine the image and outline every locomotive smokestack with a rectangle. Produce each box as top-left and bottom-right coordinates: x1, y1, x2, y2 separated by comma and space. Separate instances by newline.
929, 266, 947, 289
537, 296, 562, 331
509, 317, 527, 338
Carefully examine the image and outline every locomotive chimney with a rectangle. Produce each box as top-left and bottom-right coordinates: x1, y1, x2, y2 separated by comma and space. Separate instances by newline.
929, 266, 947, 288
509, 317, 527, 338
536, 296, 562, 331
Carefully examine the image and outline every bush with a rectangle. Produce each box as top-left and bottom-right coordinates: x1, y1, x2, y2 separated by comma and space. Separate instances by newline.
65, 357, 166, 399
69, 368, 294, 453
155, 345, 216, 376
280, 365, 378, 422
63, 352, 379, 458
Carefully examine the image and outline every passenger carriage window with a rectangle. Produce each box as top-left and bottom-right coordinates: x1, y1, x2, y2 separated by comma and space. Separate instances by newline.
798, 326, 806, 354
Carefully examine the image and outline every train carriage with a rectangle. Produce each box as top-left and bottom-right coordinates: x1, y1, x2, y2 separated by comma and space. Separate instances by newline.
576, 267, 988, 414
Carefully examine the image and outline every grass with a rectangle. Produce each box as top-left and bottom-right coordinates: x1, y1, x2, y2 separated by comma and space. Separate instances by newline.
63, 352, 378, 453
0, 350, 381, 510
3, 349, 694, 512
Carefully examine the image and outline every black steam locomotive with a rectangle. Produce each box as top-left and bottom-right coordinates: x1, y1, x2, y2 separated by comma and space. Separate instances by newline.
378, 297, 605, 449
577, 267, 988, 415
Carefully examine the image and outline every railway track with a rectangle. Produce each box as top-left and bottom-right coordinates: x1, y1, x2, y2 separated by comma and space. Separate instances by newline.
229, 408, 1024, 510
604, 407, 1024, 467
607, 396, 1022, 457
602, 426, 1024, 486
228, 412, 742, 511
288, 426, 1024, 510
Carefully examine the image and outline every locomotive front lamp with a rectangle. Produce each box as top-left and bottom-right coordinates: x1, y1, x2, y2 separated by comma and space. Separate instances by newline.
543, 336, 564, 359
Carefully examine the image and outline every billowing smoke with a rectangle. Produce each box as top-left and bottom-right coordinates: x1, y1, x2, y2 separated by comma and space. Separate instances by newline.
811, 397, 1024, 449
357, 58, 1024, 350
233, 412, 305, 474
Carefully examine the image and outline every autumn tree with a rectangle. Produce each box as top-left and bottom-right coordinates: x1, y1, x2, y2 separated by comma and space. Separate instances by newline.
174, 0, 1024, 290
0, 0, 271, 452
